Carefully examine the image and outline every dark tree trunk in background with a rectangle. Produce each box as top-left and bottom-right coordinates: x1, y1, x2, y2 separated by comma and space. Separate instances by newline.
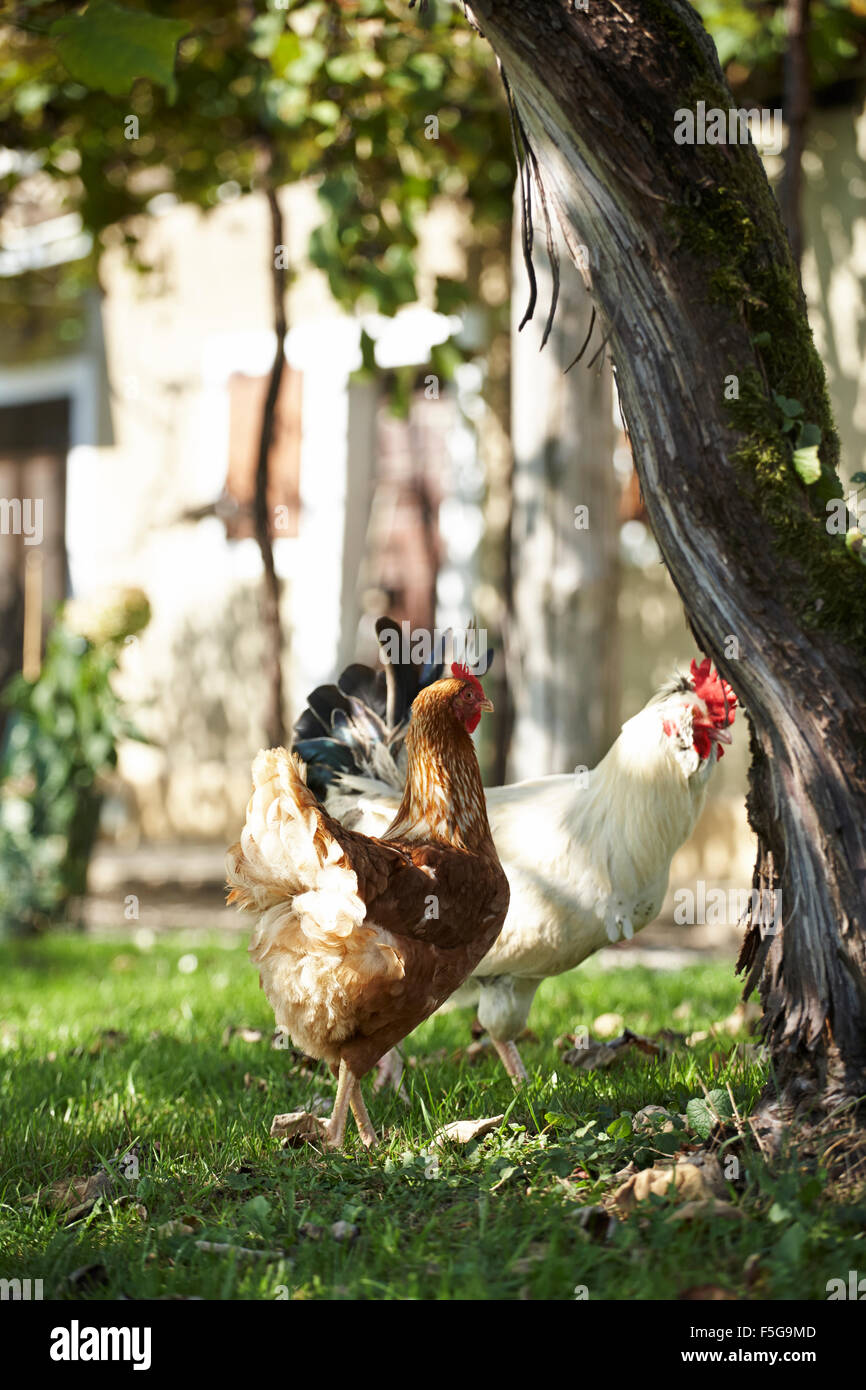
254, 177, 288, 749
781, 0, 811, 265
468, 0, 866, 1134
0, 582, 23, 750
463, 232, 514, 788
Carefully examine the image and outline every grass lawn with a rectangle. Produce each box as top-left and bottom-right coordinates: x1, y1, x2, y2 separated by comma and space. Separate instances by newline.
0, 932, 862, 1301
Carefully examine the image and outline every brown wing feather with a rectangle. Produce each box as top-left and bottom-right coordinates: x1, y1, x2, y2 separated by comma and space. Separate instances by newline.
314, 800, 507, 951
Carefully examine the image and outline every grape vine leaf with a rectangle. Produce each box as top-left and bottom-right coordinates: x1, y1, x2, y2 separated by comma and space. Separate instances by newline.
50, 1, 190, 100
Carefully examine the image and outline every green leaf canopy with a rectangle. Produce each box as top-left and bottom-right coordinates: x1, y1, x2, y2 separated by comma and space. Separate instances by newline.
50, 0, 190, 99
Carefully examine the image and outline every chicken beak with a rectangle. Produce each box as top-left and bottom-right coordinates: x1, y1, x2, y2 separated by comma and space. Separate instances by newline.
706, 725, 732, 745
480, 696, 495, 714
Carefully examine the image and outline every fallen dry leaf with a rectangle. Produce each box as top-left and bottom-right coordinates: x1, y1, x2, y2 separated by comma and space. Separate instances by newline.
430, 1115, 504, 1148
563, 1030, 644, 1070
270, 1110, 327, 1143
625, 1032, 662, 1057
633, 1105, 677, 1133
654, 1028, 689, 1049
613, 1155, 726, 1213
330, 1221, 359, 1243
562, 1040, 624, 1070
222, 1025, 265, 1046
157, 1220, 196, 1238
593, 1011, 625, 1037
668, 1199, 744, 1222
28, 1170, 114, 1223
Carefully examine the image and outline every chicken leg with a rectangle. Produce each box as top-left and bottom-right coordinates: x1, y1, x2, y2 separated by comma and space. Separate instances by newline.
348, 1082, 378, 1148
491, 1037, 529, 1083
270, 1058, 376, 1149
321, 1057, 355, 1146
477, 975, 541, 1084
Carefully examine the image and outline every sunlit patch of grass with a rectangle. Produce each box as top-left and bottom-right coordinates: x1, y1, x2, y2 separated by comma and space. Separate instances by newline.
0, 933, 862, 1300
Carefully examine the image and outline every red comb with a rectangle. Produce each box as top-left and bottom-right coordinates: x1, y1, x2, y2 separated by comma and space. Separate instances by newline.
690, 657, 737, 728
451, 662, 485, 696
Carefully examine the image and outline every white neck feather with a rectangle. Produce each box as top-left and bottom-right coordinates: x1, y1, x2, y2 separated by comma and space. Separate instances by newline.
565, 704, 715, 885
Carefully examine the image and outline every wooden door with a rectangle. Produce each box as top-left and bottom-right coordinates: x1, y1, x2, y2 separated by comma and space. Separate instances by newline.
0, 396, 69, 733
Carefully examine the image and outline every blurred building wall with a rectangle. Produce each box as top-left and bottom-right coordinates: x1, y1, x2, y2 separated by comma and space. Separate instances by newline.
10, 183, 471, 843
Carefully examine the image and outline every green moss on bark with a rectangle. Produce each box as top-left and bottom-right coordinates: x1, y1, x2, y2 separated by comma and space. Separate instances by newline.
667, 99, 866, 646
638, 0, 715, 73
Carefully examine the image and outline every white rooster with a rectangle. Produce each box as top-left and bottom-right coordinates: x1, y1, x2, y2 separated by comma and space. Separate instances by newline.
293, 625, 737, 1081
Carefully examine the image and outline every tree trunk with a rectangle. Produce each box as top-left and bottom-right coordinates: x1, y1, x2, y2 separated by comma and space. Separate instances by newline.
508, 187, 619, 780
780, 0, 811, 266
459, 231, 514, 787
254, 179, 288, 749
467, 0, 866, 1128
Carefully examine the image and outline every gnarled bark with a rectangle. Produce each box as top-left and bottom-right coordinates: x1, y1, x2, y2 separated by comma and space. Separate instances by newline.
467, 0, 866, 1125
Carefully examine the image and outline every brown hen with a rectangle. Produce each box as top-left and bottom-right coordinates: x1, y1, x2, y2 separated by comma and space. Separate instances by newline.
225, 667, 509, 1149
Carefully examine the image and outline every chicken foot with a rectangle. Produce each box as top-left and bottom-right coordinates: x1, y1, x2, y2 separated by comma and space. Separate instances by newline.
322, 1059, 379, 1148
270, 1058, 377, 1149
